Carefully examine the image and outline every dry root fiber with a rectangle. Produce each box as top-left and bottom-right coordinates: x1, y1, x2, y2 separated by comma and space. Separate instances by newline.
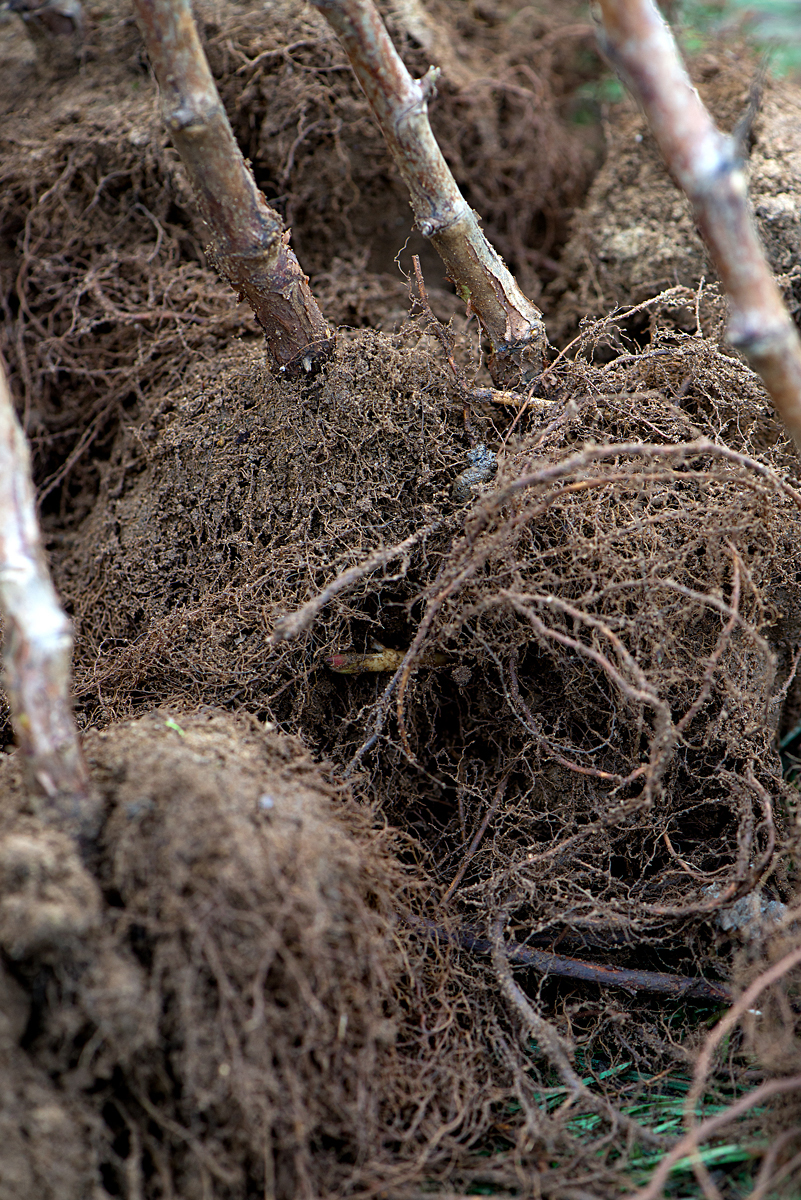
54, 295, 801, 1033
55, 327, 471, 724
6, 2, 801, 1195
21, 303, 801, 1195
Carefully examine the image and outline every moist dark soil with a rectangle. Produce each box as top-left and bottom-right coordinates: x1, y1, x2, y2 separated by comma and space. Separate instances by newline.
3, 3, 801, 1198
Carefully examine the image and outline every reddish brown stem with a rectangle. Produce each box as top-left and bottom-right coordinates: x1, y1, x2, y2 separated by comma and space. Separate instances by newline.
311, 0, 546, 384
408, 916, 731, 1003
0, 362, 99, 842
597, 0, 801, 450
132, 0, 332, 375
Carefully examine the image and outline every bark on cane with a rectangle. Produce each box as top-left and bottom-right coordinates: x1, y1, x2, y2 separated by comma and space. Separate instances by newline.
597, 0, 801, 451
311, 0, 547, 386
0, 363, 99, 843
133, 0, 332, 376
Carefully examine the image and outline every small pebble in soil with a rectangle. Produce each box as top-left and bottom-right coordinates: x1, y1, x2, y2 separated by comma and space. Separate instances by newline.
452, 443, 497, 502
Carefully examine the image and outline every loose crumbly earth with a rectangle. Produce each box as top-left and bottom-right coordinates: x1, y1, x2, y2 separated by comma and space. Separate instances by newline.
4, 2, 801, 1197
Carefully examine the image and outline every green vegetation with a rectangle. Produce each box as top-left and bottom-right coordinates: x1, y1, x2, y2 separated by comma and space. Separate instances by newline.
568, 1064, 763, 1193
678, 0, 801, 73
516, 1042, 768, 1197
571, 0, 801, 130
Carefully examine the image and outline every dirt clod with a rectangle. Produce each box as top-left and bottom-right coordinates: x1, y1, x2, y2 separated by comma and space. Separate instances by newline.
0, 712, 453, 1199
0, 829, 101, 959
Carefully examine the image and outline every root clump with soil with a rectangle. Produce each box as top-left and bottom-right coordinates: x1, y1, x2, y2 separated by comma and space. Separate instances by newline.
42, 296, 801, 1195
0, 0, 591, 494
5, 1, 801, 1197
0, 709, 462, 1199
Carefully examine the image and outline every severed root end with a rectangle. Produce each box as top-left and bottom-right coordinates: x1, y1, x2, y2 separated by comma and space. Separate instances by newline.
488, 339, 548, 389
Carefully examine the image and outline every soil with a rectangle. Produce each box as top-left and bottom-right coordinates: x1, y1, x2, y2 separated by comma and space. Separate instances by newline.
3, 2, 801, 1198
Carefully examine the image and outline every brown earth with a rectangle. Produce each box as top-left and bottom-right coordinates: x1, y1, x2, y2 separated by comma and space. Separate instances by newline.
3, 2, 801, 1197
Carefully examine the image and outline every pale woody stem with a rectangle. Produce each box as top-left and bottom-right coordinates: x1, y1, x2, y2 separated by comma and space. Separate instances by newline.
132, 0, 332, 375
598, 0, 801, 450
0, 361, 99, 842
311, 0, 547, 384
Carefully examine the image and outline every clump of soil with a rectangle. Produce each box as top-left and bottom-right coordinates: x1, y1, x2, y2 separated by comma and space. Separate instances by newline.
0, 1034, 100, 1200
55, 327, 472, 724
0, 710, 473, 1199
53, 298, 801, 946
32, 308, 801, 1196
552, 52, 801, 340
